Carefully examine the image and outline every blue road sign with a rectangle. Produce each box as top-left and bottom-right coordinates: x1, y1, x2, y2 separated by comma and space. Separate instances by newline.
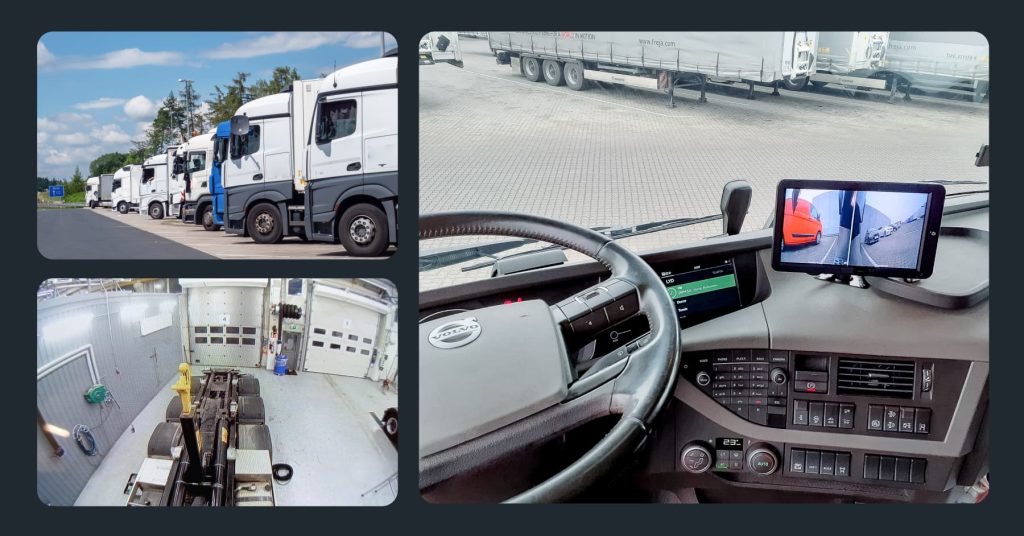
48, 185, 65, 198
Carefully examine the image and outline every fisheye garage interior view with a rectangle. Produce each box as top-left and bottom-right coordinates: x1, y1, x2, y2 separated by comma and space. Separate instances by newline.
418, 31, 988, 503
37, 278, 398, 506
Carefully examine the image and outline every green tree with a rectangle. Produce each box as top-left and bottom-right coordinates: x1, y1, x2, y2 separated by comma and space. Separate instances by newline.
66, 166, 86, 195
251, 66, 301, 98
179, 84, 206, 137
206, 72, 251, 125
89, 152, 129, 176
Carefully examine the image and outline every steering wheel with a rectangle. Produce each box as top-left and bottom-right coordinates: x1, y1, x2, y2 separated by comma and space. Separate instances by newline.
418, 211, 680, 502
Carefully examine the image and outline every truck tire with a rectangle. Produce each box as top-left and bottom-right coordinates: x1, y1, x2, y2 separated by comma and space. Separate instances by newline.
238, 395, 265, 425
246, 203, 283, 244
783, 76, 809, 91
564, 62, 585, 91
542, 60, 564, 86
238, 424, 273, 459
149, 202, 165, 220
117, 201, 129, 214
165, 396, 183, 422
147, 422, 182, 459
521, 57, 542, 82
238, 376, 260, 396
383, 407, 398, 443
201, 206, 221, 231
89, 200, 96, 209
338, 203, 389, 257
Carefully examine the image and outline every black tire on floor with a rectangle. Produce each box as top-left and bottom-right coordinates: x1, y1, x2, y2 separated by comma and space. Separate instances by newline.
246, 202, 283, 244
338, 203, 389, 257
564, 61, 585, 91
238, 376, 260, 396
383, 407, 398, 443
521, 56, 541, 82
201, 205, 221, 231
117, 201, 129, 214
237, 424, 273, 459
147, 422, 182, 458
165, 396, 183, 422
542, 59, 564, 86
238, 395, 266, 424
149, 202, 165, 220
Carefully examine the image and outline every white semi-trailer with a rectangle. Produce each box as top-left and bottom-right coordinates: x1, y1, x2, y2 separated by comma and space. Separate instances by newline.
178, 130, 217, 227
222, 53, 398, 256
885, 31, 989, 102
85, 173, 114, 209
488, 31, 816, 102
111, 165, 143, 214
808, 31, 890, 92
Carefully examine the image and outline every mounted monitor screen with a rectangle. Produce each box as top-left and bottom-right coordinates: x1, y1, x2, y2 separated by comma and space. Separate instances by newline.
772, 180, 945, 278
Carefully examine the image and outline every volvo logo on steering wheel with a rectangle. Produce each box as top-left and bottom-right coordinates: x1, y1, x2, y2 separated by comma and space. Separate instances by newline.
428, 317, 482, 349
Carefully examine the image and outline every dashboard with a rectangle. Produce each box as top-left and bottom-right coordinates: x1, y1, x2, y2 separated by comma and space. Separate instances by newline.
418, 196, 989, 502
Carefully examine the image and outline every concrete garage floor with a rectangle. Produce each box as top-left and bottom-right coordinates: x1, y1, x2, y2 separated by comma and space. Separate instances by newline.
75, 368, 398, 506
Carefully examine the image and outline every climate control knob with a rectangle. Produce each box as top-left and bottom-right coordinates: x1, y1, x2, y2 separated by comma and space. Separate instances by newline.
680, 443, 713, 474
747, 447, 780, 475
695, 371, 711, 387
770, 368, 788, 385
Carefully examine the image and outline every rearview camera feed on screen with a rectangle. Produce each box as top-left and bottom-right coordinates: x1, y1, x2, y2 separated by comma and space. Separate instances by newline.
780, 188, 930, 269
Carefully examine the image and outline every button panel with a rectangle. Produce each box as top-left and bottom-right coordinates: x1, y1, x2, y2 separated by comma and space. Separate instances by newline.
556, 279, 640, 336
793, 399, 855, 429
868, 404, 931, 435
685, 350, 789, 428
789, 449, 851, 477
863, 455, 927, 483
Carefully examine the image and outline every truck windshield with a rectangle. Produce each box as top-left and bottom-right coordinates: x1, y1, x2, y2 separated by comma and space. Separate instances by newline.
418, 31, 989, 290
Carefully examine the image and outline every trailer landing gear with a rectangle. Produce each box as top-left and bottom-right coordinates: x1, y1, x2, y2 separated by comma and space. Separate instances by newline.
699, 75, 708, 104
747, 82, 757, 100
772, 82, 781, 97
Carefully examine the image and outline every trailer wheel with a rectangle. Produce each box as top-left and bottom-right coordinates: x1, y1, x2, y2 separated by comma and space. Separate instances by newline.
564, 62, 585, 91
149, 202, 165, 220
165, 396, 184, 422
147, 422, 182, 459
238, 376, 260, 396
338, 203, 389, 257
238, 395, 266, 424
200, 206, 221, 231
521, 57, 542, 82
383, 407, 398, 443
783, 76, 809, 91
247, 203, 283, 244
238, 424, 273, 459
117, 201, 129, 214
542, 60, 564, 86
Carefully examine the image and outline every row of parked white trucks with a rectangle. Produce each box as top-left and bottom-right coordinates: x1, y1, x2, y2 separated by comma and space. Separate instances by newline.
85, 52, 399, 257
422, 31, 988, 103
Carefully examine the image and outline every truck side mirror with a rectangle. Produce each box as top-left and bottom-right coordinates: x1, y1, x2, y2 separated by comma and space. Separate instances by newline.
230, 115, 250, 136
720, 180, 753, 236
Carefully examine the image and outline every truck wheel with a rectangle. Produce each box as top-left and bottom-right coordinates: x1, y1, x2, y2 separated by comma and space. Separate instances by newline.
147, 422, 182, 459
238, 376, 260, 396
247, 203, 283, 244
564, 62, 585, 91
238, 395, 265, 424
542, 60, 564, 86
149, 202, 165, 220
338, 203, 389, 257
201, 206, 221, 231
521, 57, 542, 82
88, 200, 96, 209
383, 407, 398, 443
117, 201, 129, 214
165, 396, 184, 422
238, 424, 273, 459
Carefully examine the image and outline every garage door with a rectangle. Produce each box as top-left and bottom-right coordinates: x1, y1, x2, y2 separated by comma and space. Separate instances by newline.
183, 280, 267, 368
303, 284, 389, 377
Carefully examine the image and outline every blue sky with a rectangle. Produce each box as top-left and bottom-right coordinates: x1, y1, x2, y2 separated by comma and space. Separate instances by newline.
37, 32, 397, 178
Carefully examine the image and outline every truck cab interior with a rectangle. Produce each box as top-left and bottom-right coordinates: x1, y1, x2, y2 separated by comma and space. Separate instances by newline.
417, 183, 988, 504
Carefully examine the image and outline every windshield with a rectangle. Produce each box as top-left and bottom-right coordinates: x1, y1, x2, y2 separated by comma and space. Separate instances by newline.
419, 31, 988, 290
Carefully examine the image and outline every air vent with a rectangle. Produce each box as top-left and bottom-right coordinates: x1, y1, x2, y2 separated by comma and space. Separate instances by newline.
837, 358, 915, 398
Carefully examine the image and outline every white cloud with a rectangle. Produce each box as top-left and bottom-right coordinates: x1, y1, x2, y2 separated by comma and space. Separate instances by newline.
73, 97, 126, 110
54, 132, 92, 146
197, 101, 211, 116
123, 95, 158, 119
37, 113, 94, 133
41, 148, 73, 166
203, 32, 390, 60
37, 131, 49, 145
64, 48, 184, 70
91, 124, 132, 145
38, 41, 56, 67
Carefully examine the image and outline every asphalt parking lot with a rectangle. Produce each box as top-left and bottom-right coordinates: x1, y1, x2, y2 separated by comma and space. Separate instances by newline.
419, 37, 989, 290
37, 208, 394, 260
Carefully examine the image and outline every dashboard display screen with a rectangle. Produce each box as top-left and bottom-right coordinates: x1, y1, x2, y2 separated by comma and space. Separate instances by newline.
660, 258, 742, 328
773, 180, 945, 278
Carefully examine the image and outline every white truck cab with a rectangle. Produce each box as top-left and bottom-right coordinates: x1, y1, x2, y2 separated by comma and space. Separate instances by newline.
111, 165, 143, 214
138, 151, 179, 219
86, 175, 115, 209
178, 130, 216, 226
222, 53, 398, 256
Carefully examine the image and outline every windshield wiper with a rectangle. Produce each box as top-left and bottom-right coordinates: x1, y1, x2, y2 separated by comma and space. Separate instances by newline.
919, 179, 987, 185
423, 214, 723, 273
